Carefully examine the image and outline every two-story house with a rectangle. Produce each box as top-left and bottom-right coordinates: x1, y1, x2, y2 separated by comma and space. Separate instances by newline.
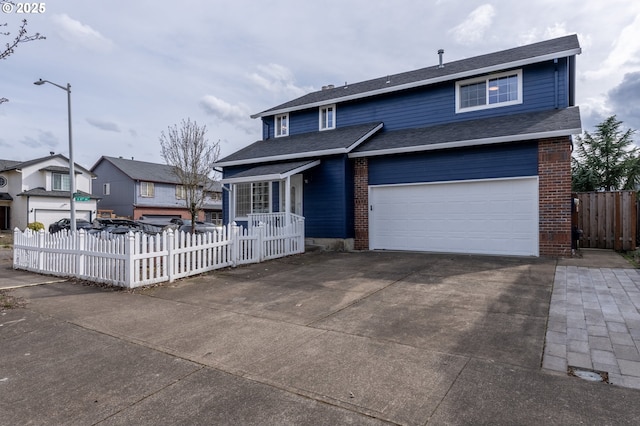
91, 156, 222, 223
215, 35, 582, 257
0, 153, 98, 230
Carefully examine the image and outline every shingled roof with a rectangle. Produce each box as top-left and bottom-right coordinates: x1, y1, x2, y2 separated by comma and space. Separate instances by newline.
252, 34, 581, 118
216, 122, 383, 167
350, 107, 582, 158
93, 156, 183, 184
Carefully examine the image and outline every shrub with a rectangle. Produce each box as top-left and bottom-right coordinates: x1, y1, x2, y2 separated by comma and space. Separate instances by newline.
27, 222, 44, 231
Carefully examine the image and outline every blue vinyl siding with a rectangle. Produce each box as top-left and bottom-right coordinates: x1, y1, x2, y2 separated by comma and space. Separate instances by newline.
302, 156, 353, 239
264, 59, 570, 137
368, 142, 538, 186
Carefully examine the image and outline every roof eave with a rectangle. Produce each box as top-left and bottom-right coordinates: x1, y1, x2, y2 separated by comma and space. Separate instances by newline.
252, 48, 582, 119
221, 160, 321, 184
216, 148, 347, 168
349, 127, 583, 159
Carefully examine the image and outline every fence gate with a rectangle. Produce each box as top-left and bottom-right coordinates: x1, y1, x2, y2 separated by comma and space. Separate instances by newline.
574, 191, 637, 251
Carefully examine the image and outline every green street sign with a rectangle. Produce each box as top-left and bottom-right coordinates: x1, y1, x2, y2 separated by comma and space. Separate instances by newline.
74, 195, 91, 201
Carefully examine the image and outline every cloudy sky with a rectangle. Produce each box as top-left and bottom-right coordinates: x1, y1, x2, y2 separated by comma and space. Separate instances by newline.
1, 0, 639, 169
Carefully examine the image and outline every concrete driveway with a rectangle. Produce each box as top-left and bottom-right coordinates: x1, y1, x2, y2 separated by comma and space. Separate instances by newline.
2, 250, 640, 425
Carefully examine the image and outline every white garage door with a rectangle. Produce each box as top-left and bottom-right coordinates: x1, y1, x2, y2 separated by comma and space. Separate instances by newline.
369, 177, 539, 256
34, 209, 92, 230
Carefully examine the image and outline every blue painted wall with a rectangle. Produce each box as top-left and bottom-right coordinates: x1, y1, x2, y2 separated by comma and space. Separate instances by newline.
222, 157, 354, 238
262, 59, 570, 137
303, 156, 354, 238
368, 141, 538, 186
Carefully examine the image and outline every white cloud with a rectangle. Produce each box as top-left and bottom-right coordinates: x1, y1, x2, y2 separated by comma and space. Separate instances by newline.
519, 23, 572, 45
51, 14, 114, 53
86, 118, 120, 132
248, 64, 314, 98
199, 95, 254, 133
449, 4, 496, 44
584, 13, 640, 80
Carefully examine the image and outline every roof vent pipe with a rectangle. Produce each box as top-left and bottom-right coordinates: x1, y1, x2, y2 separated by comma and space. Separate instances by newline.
438, 49, 445, 68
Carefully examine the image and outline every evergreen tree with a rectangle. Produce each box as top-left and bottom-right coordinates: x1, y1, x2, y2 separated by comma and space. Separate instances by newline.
572, 116, 638, 192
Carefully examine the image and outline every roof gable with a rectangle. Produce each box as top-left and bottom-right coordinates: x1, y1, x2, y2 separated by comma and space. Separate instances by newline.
0, 154, 93, 175
253, 34, 581, 118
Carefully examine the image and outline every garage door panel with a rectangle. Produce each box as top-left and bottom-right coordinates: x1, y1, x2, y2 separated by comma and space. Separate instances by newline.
369, 178, 538, 256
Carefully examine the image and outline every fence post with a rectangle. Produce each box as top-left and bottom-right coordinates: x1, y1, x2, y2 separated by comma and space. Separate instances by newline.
124, 232, 136, 288
12, 228, 20, 266
258, 224, 265, 262
231, 222, 239, 267
37, 229, 44, 271
166, 229, 174, 283
77, 229, 85, 278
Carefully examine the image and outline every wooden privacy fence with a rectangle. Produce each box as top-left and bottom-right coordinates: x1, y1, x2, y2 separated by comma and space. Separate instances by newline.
13, 219, 305, 288
573, 191, 637, 251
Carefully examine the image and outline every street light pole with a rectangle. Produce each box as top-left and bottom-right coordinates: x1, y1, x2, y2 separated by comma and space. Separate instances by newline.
34, 78, 76, 232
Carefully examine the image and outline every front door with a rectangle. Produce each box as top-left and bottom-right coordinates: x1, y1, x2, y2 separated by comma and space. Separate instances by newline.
281, 174, 303, 215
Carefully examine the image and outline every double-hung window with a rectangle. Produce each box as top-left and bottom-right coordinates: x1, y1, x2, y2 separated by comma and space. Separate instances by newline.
235, 182, 270, 217
456, 70, 522, 113
52, 173, 70, 191
319, 105, 335, 130
103, 183, 111, 195
140, 181, 155, 197
176, 185, 186, 199
275, 113, 289, 137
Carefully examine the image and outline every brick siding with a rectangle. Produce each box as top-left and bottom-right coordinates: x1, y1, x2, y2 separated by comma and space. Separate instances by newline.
354, 158, 369, 250
538, 136, 572, 257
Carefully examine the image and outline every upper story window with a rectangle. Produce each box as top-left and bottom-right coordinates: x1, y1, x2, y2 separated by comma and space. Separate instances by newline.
275, 113, 289, 137
52, 173, 70, 191
103, 183, 110, 195
140, 181, 155, 197
176, 184, 186, 199
0, 175, 7, 188
319, 105, 335, 130
235, 182, 270, 218
456, 69, 522, 113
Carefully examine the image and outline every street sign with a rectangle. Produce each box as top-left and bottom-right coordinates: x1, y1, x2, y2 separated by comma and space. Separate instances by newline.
73, 193, 90, 201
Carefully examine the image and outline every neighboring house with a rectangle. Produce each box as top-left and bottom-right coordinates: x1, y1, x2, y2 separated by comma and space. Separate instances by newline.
91, 156, 222, 223
0, 153, 98, 231
215, 35, 582, 257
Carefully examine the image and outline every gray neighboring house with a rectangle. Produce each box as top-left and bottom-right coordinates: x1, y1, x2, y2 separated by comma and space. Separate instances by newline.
90, 156, 222, 223
0, 154, 98, 231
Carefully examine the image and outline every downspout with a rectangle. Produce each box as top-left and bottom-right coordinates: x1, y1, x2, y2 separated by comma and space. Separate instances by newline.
554, 58, 559, 109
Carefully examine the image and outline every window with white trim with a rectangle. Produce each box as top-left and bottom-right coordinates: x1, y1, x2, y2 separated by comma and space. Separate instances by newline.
52, 173, 70, 191
319, 105, 335, 130
140, 181, 155, 197
103, 183, 110, 195
275, 113, 289, 137
176, 184, 186, 199
456, 69, 522, 113
235, 182, 271, 217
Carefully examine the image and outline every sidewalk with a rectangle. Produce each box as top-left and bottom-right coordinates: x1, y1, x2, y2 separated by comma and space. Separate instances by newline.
544, 249, 640, 389
0, 248, 67, 290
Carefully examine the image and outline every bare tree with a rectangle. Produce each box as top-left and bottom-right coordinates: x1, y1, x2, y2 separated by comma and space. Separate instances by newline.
1, 3, 46, 103
160, 119, 220, 233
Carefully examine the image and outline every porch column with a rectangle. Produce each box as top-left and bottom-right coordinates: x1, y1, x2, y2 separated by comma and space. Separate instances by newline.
285, 175, 291, 225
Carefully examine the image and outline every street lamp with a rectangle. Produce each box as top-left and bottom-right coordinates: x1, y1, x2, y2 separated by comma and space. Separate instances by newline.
34, 78, 76, 232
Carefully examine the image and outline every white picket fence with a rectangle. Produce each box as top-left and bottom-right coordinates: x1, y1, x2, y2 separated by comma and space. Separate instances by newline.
13, 218, 304, 288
